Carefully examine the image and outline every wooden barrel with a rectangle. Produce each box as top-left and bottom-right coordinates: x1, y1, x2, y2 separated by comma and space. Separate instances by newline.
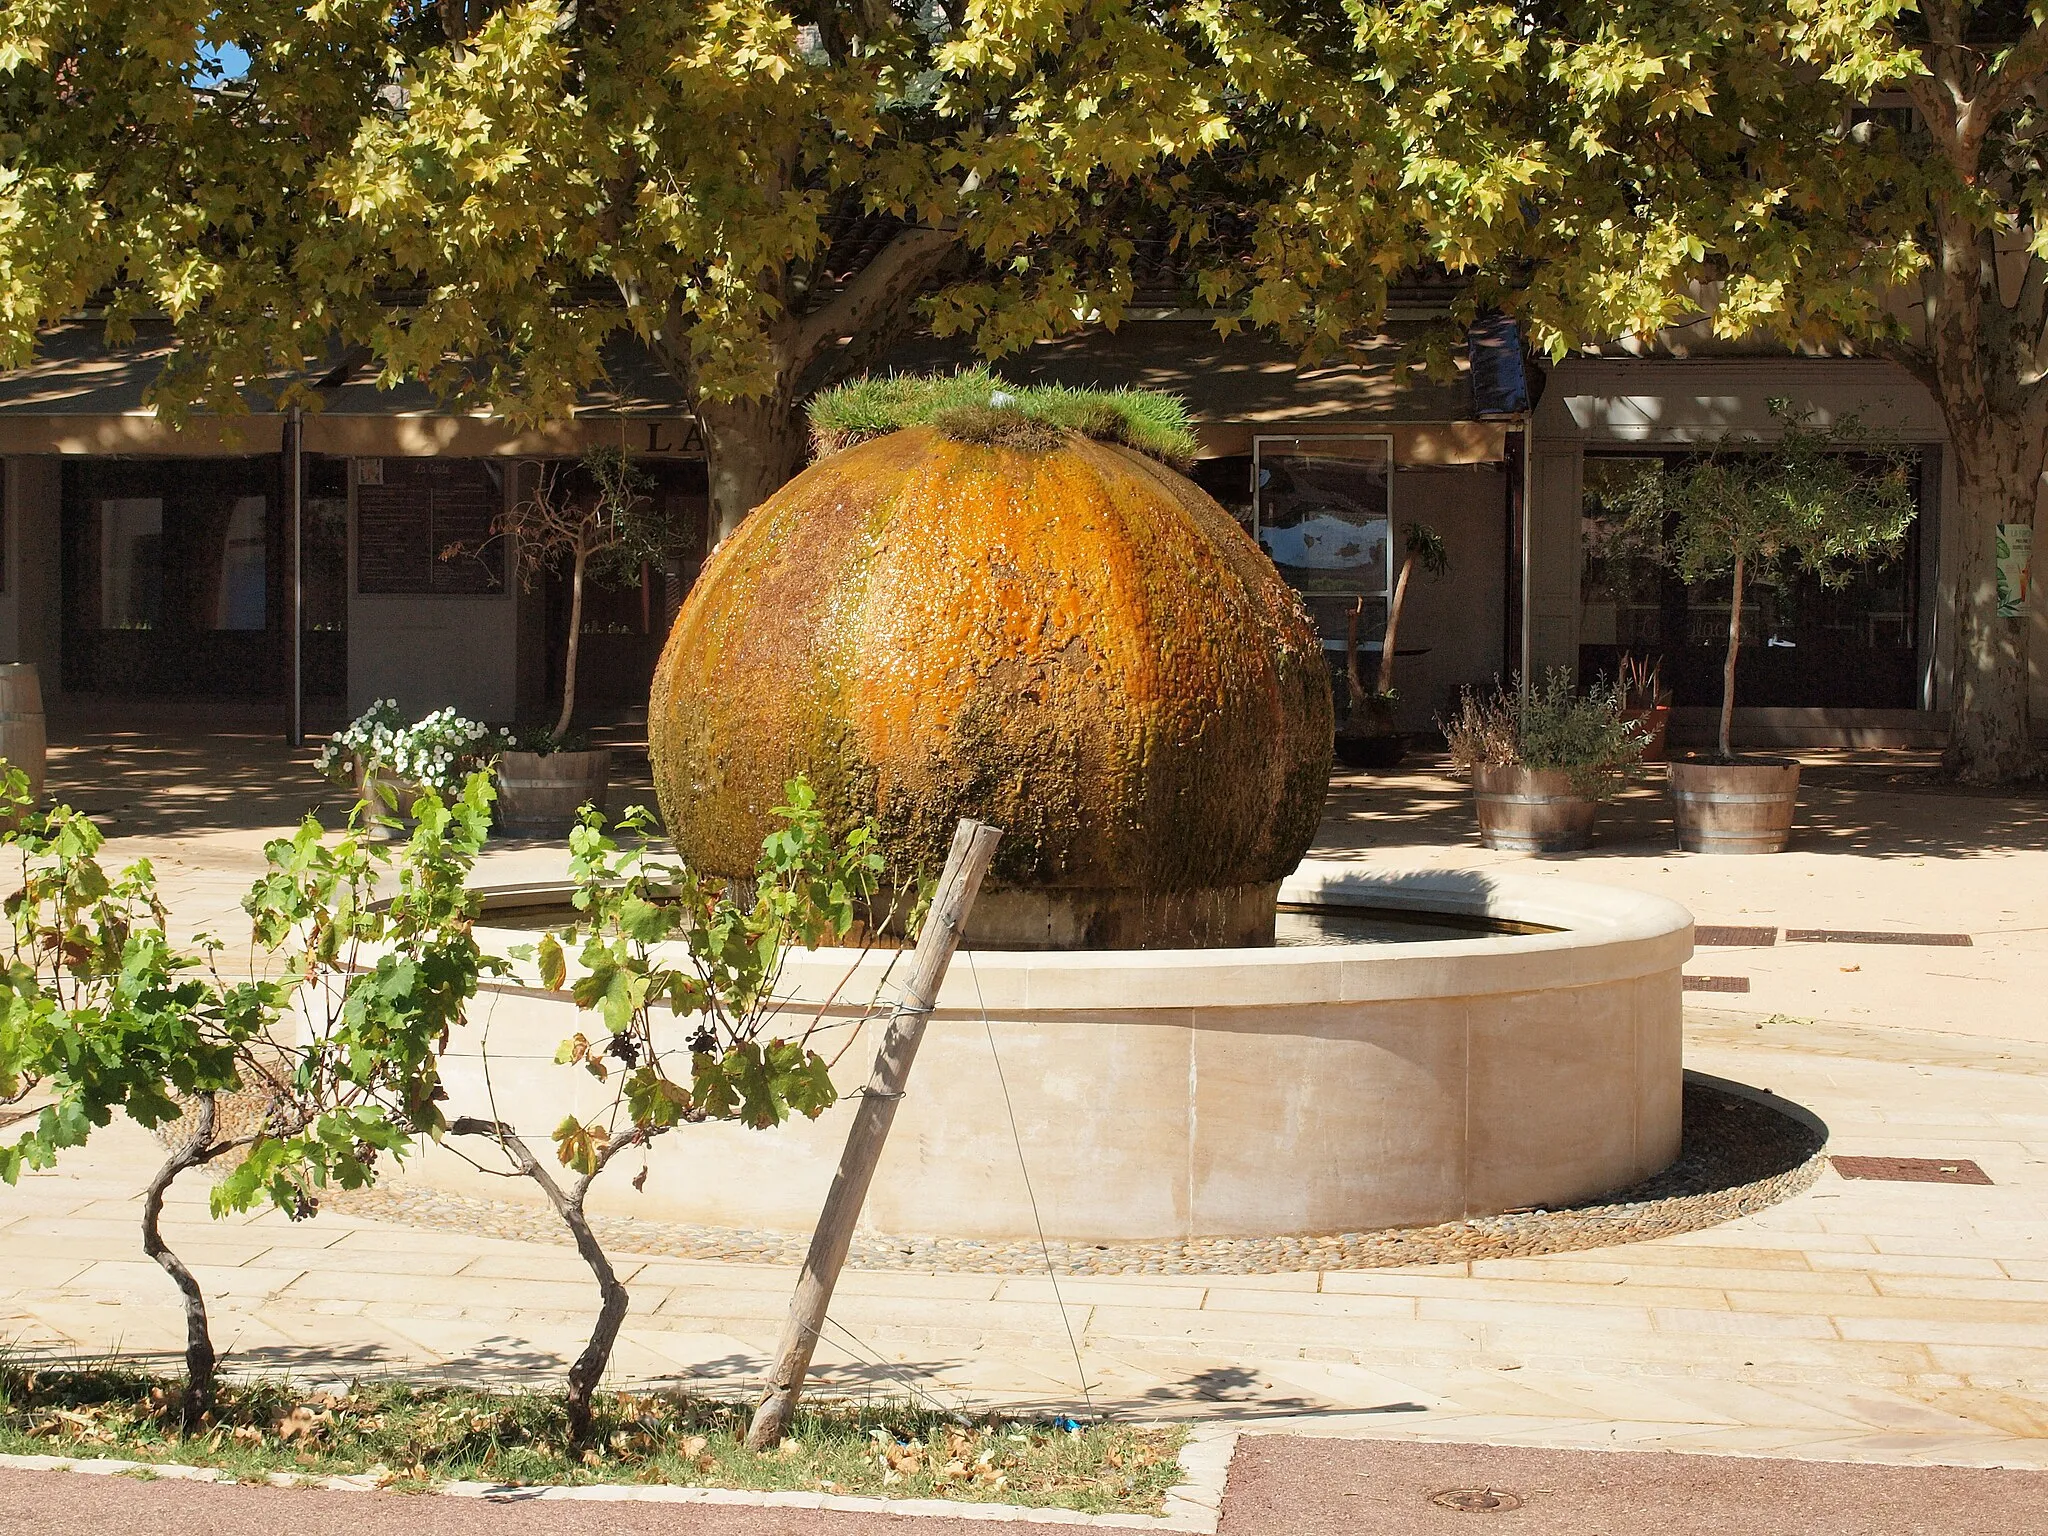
0, 662, 47, 818
496, 749, 612, 833
1669, 759, 1800, 854
1472, 764, 1597, 853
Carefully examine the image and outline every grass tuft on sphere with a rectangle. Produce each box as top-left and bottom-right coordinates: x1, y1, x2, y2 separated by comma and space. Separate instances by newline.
810, 368, 1199, 468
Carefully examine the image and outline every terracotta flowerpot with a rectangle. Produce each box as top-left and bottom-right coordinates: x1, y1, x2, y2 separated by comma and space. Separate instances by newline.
1472, 764, 1597, 853
497, 748, 612, 833
1669, 758, 1800, 855
1624, 703, 1671, 763
1333, 730, 1410, 771
0, 662, 46, 828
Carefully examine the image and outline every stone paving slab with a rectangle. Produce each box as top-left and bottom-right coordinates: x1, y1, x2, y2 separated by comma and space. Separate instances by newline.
8, 1004, 2048, 1470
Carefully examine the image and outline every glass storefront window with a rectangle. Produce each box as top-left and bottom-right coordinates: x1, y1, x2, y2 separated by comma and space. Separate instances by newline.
214, 495, 267, 630
303, 455, 350, 635
1580, 452, 1923, 709
1254, 435, 1394, 649
64, 458, 282, 697
99, 497, 164, 630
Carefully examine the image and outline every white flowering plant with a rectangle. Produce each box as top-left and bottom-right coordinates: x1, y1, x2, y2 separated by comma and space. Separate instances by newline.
315, 701, 511, 801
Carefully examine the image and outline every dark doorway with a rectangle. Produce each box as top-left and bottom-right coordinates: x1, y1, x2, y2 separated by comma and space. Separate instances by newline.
60, 456, 287, 698
300, 454, 351, 707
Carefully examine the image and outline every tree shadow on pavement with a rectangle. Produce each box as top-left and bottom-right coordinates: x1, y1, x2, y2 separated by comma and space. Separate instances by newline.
1316, 752, 2048, 862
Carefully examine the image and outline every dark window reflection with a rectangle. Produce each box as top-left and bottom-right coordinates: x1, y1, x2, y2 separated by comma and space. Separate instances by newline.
1578, 452, 1923, 709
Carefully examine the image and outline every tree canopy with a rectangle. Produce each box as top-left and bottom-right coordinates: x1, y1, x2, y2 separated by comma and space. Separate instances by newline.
0, 2, 1257, 531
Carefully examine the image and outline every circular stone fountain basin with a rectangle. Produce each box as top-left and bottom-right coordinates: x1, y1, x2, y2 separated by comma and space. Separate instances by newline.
423, 861, 1691, 1242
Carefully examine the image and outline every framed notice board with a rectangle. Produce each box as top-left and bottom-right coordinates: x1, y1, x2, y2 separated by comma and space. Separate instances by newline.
354, 458, 507, 596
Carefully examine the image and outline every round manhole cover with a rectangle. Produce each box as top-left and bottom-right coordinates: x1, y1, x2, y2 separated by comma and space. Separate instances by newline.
1431, 1487, 1525, 1513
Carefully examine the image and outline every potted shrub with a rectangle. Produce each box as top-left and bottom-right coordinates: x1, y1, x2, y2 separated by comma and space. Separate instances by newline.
1617, 654, 1673, 763
1441, 670, 1647, 852
1611, 404, 1916, 853
1335, 521, 1448, 771
447, 446, 679, 832
316, 700, 506, 839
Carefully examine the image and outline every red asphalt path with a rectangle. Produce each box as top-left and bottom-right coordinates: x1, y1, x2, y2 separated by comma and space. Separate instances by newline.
5, 1438, 2048, 1534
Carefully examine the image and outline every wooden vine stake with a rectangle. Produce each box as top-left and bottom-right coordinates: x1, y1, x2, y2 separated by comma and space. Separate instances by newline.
746, 816, 1002, 1451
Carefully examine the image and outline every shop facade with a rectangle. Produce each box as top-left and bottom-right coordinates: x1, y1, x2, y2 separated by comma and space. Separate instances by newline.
2, 319, 2038, 749
1520, 356, 2021, 748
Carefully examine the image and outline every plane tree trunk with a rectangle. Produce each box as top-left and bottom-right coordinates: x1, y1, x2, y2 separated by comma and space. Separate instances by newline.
695, 393, 811, 544
1901, 63, 2047, 784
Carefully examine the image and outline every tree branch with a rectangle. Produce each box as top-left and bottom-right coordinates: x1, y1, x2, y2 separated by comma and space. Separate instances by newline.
1977, 23, 2048, 128
791, 226, 961, 379
1901, 72, 1964, 170
449, 1113, 641, 1440
1921, 0, 1962, 50
143, 1093, 225, 1430
448, 1115, 571, 1210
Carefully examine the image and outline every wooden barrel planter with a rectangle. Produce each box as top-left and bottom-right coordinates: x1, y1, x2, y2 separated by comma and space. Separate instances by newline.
496, 749, 611, 833
1669, 759, 1800, 854
1472, 764, 1597, 853
0, 663, 47, 823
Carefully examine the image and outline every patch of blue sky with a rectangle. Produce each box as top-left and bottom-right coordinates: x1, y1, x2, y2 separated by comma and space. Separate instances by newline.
196, 41, 250, 87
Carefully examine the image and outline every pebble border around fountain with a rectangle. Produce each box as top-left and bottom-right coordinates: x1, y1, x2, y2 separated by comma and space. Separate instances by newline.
331, 1077, 1824, 1276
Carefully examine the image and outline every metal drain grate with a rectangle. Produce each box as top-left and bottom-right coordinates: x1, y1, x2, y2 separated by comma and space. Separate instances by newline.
1695, 925, 1778, 946
1785, 929, 1973, 947
1683, 975, 1751, 993
1431, 1488, 1525, 1513
1831, 1156, 1992, 1185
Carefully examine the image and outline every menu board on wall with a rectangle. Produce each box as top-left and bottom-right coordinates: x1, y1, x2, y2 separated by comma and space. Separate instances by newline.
355, 459, 507, 596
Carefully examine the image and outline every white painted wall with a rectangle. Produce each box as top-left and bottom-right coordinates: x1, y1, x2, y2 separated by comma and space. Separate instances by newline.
347, 595, 520, 720
345, 458, 521, 721
1386, 465, 1509, 729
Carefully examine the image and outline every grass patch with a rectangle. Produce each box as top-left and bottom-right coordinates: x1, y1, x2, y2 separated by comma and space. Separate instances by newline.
809, 367, 1200, 468
0, 1361, 1184, 1513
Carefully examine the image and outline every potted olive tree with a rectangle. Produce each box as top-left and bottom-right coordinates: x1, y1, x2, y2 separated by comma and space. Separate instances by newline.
448, 446, 675, 832
1441, 670, 1646, 852
1613, 405, 1916, 853
1336, 521, 1448, 771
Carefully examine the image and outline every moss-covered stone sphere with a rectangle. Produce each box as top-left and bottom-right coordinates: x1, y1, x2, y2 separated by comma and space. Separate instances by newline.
648, 426, 1332, 947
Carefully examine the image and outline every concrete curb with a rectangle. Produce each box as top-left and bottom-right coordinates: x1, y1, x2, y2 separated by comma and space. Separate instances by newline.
0, 1428, 1238, 1531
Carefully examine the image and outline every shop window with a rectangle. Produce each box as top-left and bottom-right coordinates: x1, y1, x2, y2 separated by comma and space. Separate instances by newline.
214, 495, 267, 629
1579, 453, 1923, 710
303, 455, 350, 634
538, 457, 710, 709
1253, 434, 1393, 649
99, 498, 164, 629
62, 457, 284, 698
